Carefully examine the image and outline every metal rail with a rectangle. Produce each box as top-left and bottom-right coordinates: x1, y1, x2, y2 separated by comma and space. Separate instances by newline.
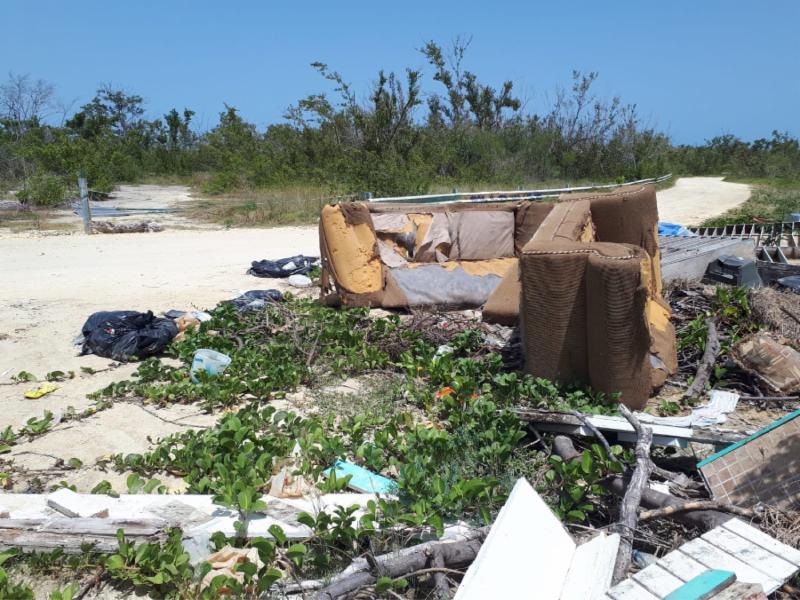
369, 173, 673, 204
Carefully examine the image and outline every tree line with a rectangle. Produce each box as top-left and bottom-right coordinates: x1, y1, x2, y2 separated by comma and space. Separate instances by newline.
1, 39, 798, 205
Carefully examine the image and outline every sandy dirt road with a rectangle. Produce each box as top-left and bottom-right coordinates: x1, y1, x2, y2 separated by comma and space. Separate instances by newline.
0, 224, 318, 491
656, 176, 751, 225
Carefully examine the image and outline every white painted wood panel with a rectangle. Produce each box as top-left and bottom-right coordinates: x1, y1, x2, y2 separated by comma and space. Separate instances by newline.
702, 526, 798, 581
561, 532, 620, 600
722, 518, 800, 566
656, 549, 708, 582
455, 478, 575, 600
630, 564, 684, 597
678, 538, 781, 593
605, 579, 659, 600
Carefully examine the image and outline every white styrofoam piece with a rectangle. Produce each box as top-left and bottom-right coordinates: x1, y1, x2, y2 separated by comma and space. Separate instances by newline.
560, 532, 620, 600
454, 478, 576, 600
47, 488, 111, 518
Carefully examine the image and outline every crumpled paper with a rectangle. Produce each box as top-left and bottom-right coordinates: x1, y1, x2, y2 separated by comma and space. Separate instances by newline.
201, 545, 265, 590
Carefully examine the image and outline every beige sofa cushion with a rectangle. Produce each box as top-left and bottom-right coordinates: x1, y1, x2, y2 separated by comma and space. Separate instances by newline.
449, 211, 515, 260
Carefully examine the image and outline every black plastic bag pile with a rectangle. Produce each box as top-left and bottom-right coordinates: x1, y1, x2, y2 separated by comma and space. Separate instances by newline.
80, 311, 178, 361
225, 289, 283, 312
248, 255, 318, 278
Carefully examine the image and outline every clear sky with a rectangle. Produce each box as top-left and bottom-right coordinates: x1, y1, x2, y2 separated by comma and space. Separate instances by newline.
1, 0, 798, 144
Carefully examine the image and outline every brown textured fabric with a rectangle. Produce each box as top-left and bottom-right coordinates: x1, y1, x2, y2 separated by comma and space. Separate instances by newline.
514, 202, 555, 254
520, 241, 591, 383
520, 241, 657, 409
732, 333, 800, 393
482, 264, 521, 325
560, 185, 659, 285
530, 199, 594, 243
585, 244, 652, 409
448, 211, 515, 260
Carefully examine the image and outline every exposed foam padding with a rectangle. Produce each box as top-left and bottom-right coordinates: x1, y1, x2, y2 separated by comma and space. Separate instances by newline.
320, 205, 383, 295
530, 199, 595, 243
482, 264, 521, 326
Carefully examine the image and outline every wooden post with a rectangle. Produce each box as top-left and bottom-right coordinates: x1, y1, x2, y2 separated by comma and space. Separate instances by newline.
79, 170, 92, 234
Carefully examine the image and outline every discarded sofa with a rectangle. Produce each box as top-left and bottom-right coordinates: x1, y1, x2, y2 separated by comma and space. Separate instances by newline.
318, 185, 677, 409
318, 199, 554, 309
518, 185, 677, 409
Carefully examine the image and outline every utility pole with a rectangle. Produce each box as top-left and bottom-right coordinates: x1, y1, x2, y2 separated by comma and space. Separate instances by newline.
79, 169, 92, 234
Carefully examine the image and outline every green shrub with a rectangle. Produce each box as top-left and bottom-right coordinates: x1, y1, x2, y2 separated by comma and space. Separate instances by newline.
16, 173, 66, 206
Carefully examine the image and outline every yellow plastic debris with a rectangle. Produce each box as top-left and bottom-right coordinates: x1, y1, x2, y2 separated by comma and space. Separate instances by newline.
24, 383, 58, 399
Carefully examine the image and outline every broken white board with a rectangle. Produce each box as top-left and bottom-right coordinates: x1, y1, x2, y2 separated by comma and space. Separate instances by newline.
455, 478, 576, 600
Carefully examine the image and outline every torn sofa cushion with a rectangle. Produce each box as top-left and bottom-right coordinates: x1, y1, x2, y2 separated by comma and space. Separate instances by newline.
482, 264, 521, 326
529, 199, 594, 244
383, 264, 505, 308
514, 202, 555, 254
449, 211, 515, 260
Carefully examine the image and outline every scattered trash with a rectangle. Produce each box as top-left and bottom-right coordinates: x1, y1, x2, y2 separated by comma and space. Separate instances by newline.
704, 255, 762, 288
698, 408, 800, 510
637, 390, 739, 428
91, 220, 163, 234
190, 349, 231, 383
226, 289, 283, 312
201, 546, 265, 591
323, 460, 397, 494
606, 518, 800, 597
164, 309, 187, 319
287, 273, 313, 288
268, 443, 313, 498
191, 310, 212, 322
47, 488, 109, 518
174, 314, 201, 342
80, 311, 178, 361
24, 383, 58, 399
248, 255, 318, 278
658, 222, 696, 237
731, 332, 800, 393
777, 275, 800, 293
456, 478, 619, 600
631, 549, 658, 569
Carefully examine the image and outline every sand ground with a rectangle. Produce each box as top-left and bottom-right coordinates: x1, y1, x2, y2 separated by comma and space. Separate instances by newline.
0, 177, 750, 492
656, 176, 750, 225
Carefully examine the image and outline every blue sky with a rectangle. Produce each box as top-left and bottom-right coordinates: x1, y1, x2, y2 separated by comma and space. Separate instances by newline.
1, 0, 798, 144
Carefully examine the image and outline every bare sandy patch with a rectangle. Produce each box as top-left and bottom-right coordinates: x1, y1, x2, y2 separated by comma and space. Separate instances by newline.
657, 176, 751, 225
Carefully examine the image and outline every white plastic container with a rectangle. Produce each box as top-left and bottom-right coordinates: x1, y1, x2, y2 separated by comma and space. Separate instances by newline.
190, 349, 231, 382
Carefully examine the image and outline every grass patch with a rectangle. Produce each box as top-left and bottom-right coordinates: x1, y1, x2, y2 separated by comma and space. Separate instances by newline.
701, 179, 800, 226
188, 185, 347, 227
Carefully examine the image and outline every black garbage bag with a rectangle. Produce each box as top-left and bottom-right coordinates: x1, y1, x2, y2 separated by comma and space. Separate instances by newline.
80, 311, 178, 361
248, 255, 318, 278
226, 289, 283, 312
777, 275, 800, 294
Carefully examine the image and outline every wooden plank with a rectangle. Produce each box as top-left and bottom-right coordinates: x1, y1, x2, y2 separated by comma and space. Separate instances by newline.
677, 538, 780, 593
707, 582, 766, 599
702, 527, 798, 581
605, 579, 659, 600
455, 478, 575, 600
657, 550, 709, 582
721, 519, 800, 566
662, 570, 735, 600
631, 564, 684, 597
560, 532, 620, 600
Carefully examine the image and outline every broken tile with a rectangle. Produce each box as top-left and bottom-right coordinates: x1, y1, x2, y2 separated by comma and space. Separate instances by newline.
46, 487, 112, 518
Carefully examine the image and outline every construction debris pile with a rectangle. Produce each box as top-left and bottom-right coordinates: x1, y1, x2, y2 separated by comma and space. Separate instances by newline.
1, 187, 800, 599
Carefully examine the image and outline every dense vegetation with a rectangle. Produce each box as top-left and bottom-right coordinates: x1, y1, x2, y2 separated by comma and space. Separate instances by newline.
2, 39, 799, 206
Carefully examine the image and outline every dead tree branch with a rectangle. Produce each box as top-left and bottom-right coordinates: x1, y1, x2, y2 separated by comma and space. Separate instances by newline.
569, 409, 619, 463
640, 501, 755, 521
684, 318, 721, 399
612, 405, 653, 584
312, 529, 487, 600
